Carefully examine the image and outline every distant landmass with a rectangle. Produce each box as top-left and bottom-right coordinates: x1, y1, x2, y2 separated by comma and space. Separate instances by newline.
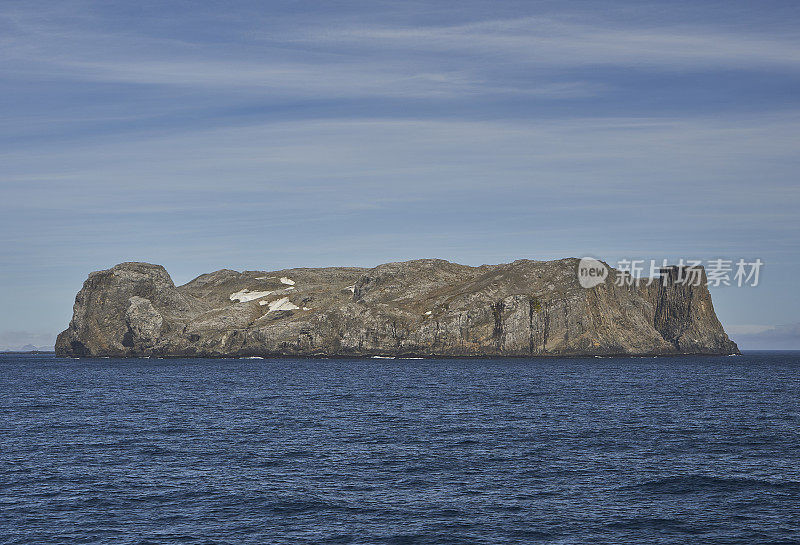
55, 259, 738, 358
0, 344, 54, 353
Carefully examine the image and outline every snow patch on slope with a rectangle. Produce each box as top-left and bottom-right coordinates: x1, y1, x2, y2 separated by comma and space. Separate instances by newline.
230, 289, 273, 303
260, 297, 300, 312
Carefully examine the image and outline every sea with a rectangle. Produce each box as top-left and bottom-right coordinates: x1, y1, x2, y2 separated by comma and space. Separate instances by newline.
1, 352, 799, 544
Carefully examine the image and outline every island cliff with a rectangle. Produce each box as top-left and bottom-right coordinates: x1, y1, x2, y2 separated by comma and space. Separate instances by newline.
55, 258, 738, 358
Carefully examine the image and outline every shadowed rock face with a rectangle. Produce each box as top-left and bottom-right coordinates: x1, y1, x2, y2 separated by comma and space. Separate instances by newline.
55, 259, 738, 358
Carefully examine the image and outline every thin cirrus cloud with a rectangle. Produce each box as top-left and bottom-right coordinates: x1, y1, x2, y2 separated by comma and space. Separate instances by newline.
49, 60, 599, 99
291, 16, 800, 70
4, 8, 800, 101
2, 114, 797, 268
3, 114, 799, 196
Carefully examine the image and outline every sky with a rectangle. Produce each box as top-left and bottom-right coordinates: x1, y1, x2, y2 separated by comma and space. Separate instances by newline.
1, 0, 799, 350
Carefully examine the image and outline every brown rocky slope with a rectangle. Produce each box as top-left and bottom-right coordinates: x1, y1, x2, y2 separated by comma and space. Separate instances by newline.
55, 258, 738, 358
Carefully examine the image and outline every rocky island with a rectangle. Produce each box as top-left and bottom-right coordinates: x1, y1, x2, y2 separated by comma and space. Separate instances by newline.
55, 258, 738, 358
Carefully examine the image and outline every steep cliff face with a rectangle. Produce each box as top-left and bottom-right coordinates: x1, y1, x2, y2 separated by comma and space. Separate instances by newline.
646, 266, 735, 354
56, 259, 738, 358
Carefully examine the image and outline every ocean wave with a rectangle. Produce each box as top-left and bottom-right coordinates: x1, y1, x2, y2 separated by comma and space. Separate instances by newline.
624, 475, 800, 495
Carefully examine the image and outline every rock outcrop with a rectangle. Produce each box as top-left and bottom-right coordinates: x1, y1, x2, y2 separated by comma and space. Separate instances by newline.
56, 258, 738, 358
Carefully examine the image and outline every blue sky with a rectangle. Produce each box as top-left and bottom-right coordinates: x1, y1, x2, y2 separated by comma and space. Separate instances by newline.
1, 0, 798, 349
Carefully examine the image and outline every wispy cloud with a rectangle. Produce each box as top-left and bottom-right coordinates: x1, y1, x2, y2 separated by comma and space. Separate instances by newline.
313, 16, 800, 70
41, 60, 600, 99
5, 5, 798, 104
1, 9, 604, 99
3, 113, 800, 200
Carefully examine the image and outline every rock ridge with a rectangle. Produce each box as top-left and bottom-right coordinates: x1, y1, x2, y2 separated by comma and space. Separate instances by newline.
56, 258, 739, 358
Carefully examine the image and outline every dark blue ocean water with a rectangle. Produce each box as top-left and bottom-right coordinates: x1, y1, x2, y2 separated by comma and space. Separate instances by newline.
1, 353, 799, 544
